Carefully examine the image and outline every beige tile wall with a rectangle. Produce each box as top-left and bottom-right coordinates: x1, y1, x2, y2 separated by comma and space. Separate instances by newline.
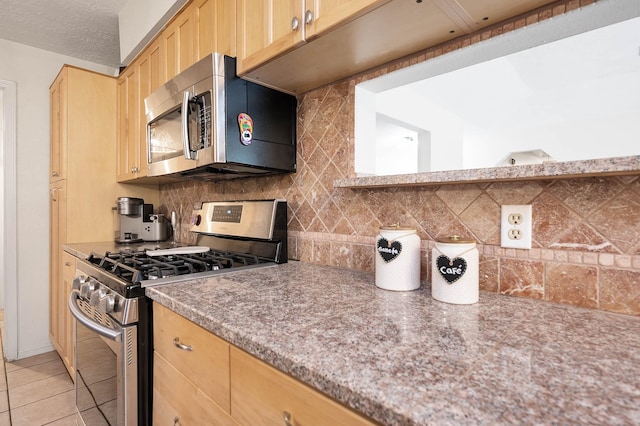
160, 0, 640, 316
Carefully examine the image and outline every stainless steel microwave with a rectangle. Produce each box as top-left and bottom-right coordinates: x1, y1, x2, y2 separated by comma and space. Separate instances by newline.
144, 53, 297, 180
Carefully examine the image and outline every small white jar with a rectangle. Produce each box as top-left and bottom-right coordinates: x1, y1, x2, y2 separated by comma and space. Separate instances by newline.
375, 226, 421, 291
431, 236, 479, 304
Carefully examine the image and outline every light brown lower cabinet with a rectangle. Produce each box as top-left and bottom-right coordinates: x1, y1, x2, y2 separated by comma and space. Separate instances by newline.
152, 302, 376, 425
153, 303, 234, 425
229, 347, 376, 426
153, 353, 237, 425
58, 251, 76, 378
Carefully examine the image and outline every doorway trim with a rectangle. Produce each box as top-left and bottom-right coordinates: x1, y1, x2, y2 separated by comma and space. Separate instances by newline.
1, 79, 18, 360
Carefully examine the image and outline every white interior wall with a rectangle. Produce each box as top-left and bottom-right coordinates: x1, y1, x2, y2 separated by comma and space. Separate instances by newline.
353, 86, 377, 176
119, 0, 187, 65
0, 88, 4, 308
376, 88, 464, 172
375, 117, 419, 176
0, 79, 16, 360
0, 38, 117, 360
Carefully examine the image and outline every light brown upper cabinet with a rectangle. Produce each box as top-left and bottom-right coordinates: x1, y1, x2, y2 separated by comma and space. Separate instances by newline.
162, 5, 197, 80
136, 51, 152, 179
236, 0, 386, 75
50, 66, 119, 242
162, 0, 236, 81
116, 65, 139, 182
193, 0, 236, 60
116, 0, 236, 183
236, 0, 560, 94
148, 38, 164, 90
136, 39, 163, 179
117, 38, 164, 182
50, 72, 66, 182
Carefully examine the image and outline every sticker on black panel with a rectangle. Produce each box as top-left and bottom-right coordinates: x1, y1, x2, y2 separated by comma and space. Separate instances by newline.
238, 113, 253, 145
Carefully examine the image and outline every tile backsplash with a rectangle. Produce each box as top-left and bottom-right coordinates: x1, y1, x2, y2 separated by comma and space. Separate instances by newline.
160, 0, 640, 316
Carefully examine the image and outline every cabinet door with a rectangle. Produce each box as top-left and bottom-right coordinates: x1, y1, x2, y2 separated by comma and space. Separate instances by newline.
116, 68, 138, 182
162, 5, 197, 80
236, 0, 303, 74
153, 353, 237, 426
148, 38, 164, 91
194, 0, 215, 60
153, 303, 231, 411
193, 0, 237, 59
49, 182, 66, 356
230, 347, 376, 426
49, 71, 66, 182
162, 21, 179, 81
306, 0, 385, 39
214, 0, 236, 56
61, 252, 76, 379
136, 54, 151, 178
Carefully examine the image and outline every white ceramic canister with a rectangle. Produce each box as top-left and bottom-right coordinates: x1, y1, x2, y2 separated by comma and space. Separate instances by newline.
375, 226, 421, 291
431, 236, 479, 304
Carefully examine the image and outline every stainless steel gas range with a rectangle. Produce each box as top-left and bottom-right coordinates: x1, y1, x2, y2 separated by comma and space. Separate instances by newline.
68, 199, 288, 425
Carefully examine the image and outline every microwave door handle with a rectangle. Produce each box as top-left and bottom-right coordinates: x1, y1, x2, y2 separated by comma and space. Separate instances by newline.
182, 91, 194, 160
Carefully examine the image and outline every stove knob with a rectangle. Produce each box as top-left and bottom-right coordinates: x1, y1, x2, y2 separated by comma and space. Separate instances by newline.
72, 276, 87, 291
89, 287, 106, 307
98, 294, 116, 314
80, 280, 97, 299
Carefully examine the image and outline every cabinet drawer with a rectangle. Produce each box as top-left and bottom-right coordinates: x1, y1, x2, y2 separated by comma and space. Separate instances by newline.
154, 352, 237, 426
230, 347, 376, 426
153, 303, 230, 411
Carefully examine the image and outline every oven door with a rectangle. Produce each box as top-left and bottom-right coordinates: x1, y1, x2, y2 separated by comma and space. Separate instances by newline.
69, 289, 138, 426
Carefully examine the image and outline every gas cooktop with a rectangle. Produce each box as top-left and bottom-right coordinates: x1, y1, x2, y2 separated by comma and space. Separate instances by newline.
87, 247, 275, 285
78, 199, 288, 296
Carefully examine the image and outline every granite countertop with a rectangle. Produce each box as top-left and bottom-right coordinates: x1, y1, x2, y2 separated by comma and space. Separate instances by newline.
334, 155, 640, 188
144, 261, 640, 425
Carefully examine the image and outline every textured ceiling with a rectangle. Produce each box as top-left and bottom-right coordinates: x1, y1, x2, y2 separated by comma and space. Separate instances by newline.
0, 0, 126, 67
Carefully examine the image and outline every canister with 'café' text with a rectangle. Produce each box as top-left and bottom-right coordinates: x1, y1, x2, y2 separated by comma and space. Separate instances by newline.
431, 236, 479, 304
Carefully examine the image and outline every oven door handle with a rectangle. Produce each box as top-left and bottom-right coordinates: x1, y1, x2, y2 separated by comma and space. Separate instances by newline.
68, 289, 122, 342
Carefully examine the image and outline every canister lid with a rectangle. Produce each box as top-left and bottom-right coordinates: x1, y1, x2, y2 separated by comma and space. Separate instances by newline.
436, 235, 475, 244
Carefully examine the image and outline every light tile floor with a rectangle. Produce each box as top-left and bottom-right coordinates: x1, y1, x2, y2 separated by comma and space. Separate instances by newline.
0, 310, 78, 425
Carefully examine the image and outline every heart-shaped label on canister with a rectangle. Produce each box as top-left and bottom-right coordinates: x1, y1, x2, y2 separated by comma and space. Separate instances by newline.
377, 238, 402, 263
436, 255, 467, 284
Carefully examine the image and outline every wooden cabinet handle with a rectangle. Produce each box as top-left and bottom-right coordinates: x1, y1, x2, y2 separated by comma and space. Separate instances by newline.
173, 416, 180, 425
283, 411, 293, 426
64, 262, 72, 266
305, 10, 313, 25
291, 16, 299, 31
173, 337, 193, 351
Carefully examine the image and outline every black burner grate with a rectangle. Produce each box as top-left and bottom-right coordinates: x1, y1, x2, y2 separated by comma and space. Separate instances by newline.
87, 248, 268, 285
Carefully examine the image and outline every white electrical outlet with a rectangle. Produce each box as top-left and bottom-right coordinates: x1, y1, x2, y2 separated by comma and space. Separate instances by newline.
501, 205, 532, 249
